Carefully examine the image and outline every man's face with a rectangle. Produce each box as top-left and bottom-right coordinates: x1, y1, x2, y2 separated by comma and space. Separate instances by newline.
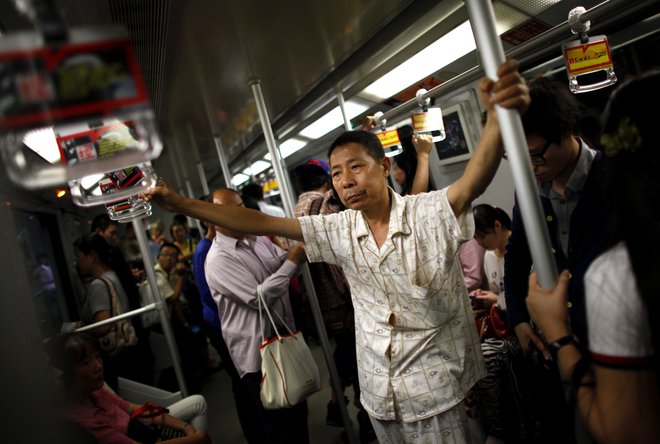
98, 224, 119, 246
526, 133, 576, 183
158, 246, 179, 272
330, 143, 390, 212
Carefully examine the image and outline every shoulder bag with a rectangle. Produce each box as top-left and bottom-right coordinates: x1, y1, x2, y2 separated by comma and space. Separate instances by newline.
258, 285, 321, 409
97, 277, 138, 356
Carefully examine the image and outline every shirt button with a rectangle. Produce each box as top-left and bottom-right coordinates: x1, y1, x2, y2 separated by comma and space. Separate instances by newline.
546, 216, 553, 222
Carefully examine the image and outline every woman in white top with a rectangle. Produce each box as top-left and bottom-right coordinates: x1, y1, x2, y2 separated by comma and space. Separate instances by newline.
471, 204, 513, 443
473, 204, 512, 311
527, 71, 660, 443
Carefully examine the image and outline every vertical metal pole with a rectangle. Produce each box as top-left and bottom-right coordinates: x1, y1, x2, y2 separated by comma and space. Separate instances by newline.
132, 218, 189, 397
214, 136, 234, 189
189, 40, 233, 190
171, 129, 202, 232
197, 163, 210, 196
249, 80, 295, 215
167, 150, 186, 196
250, 78, 359, 444
185, 179, 205, 236
335, 85, 352, 131
465, 0, 558, 288
186, 124, 210, 196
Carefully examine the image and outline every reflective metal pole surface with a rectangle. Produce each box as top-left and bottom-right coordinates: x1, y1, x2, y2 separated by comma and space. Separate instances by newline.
132, 217, 189, 397
335, 85, 352, 131
214, 135, 234, 190
250, 79, 359, 444
465, 0, 558, 288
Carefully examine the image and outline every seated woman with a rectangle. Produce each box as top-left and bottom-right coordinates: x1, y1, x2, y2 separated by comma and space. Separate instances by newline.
47, 332, 211, 444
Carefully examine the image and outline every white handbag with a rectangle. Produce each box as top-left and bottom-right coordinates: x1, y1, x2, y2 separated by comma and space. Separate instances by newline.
257, 285, 322, 409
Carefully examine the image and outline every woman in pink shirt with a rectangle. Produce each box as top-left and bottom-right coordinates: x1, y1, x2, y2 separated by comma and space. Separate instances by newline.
48, 333, 211, 444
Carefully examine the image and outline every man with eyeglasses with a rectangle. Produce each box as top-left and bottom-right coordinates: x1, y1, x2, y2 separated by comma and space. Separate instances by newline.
503, 77, 608, 442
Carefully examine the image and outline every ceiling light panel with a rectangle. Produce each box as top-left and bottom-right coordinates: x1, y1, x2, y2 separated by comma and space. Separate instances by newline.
242, 160, 271, 176
232, 173, 249, 187
299, 100, 370, 139
279, 138, 307, 158
362, 21, 476, 101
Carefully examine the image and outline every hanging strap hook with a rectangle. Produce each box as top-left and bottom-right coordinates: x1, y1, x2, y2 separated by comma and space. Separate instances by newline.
568, 6, 590, 44
415, 88, 431, 113
373, 111, 387, 132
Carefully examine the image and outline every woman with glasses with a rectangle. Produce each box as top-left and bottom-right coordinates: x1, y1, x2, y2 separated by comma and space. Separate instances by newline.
502, 76, 608, 442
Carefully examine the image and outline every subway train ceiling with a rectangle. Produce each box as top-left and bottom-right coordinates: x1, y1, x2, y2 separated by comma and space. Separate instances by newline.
0, 0, 656, 207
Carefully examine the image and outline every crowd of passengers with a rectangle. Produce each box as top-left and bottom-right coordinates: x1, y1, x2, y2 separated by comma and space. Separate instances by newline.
40, 63, 659, 444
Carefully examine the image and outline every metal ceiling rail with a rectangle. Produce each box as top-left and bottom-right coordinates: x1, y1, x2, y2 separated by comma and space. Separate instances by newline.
378, 0, 660, 123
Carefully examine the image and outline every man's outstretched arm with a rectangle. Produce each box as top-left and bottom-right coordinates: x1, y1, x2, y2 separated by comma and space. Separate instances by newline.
144, 183, 304, 241
448, 59, 530, 217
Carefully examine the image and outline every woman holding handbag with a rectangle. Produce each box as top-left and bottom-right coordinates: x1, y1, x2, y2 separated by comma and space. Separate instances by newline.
47, 332, 211, 444
74, 233, 137, 390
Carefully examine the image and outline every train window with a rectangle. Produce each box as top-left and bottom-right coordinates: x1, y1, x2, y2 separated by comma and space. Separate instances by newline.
12, 209, 74, 338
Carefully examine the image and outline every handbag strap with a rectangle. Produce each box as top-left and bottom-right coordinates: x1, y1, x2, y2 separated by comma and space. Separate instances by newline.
130, 401, 169, 421
96, 276, 120, 317
257, 285, 295, 343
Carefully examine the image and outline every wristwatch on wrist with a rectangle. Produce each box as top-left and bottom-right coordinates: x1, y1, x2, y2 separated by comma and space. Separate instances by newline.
548, 334, 579, 359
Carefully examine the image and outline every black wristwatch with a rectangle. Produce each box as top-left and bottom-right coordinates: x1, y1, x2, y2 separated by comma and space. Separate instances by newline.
548, 334, 579, 359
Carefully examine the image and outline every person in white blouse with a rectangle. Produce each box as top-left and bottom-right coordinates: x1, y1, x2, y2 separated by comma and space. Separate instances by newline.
471, 203, 512, 443
146, 59, 530, 443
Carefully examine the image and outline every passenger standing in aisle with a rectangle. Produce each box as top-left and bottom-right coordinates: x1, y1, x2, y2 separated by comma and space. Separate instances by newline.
73, 233, 136, 391
503, 77, 607, 442
145, 59, 529, 442
192, 215, 261, 444
526, 69, 660, 444
293, 158, 376, 442
92, 214, 154, 385
504, 76, 607, 353
204, 188, 310, 444
471, 203, 514, 443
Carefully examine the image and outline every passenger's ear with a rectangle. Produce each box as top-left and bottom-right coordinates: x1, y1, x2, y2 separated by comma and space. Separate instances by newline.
381, 156, 391, 177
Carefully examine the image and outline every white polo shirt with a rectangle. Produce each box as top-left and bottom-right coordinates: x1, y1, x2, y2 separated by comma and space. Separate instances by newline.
299, 188, 485, 423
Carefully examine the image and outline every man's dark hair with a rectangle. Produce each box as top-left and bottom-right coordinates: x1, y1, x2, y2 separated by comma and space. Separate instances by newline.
295, 164, 329, 192
73, 233, 112, 265
158, 242, 181, 257
90, 214, 118, 233
521, 77, 600, 146
241, 183, 264, 201
328, 130, 385, 162
173, 214, 188, 226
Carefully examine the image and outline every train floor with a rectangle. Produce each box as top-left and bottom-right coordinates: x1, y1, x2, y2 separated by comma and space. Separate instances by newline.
201, 336, 374, 444
200, 337, 487, 444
